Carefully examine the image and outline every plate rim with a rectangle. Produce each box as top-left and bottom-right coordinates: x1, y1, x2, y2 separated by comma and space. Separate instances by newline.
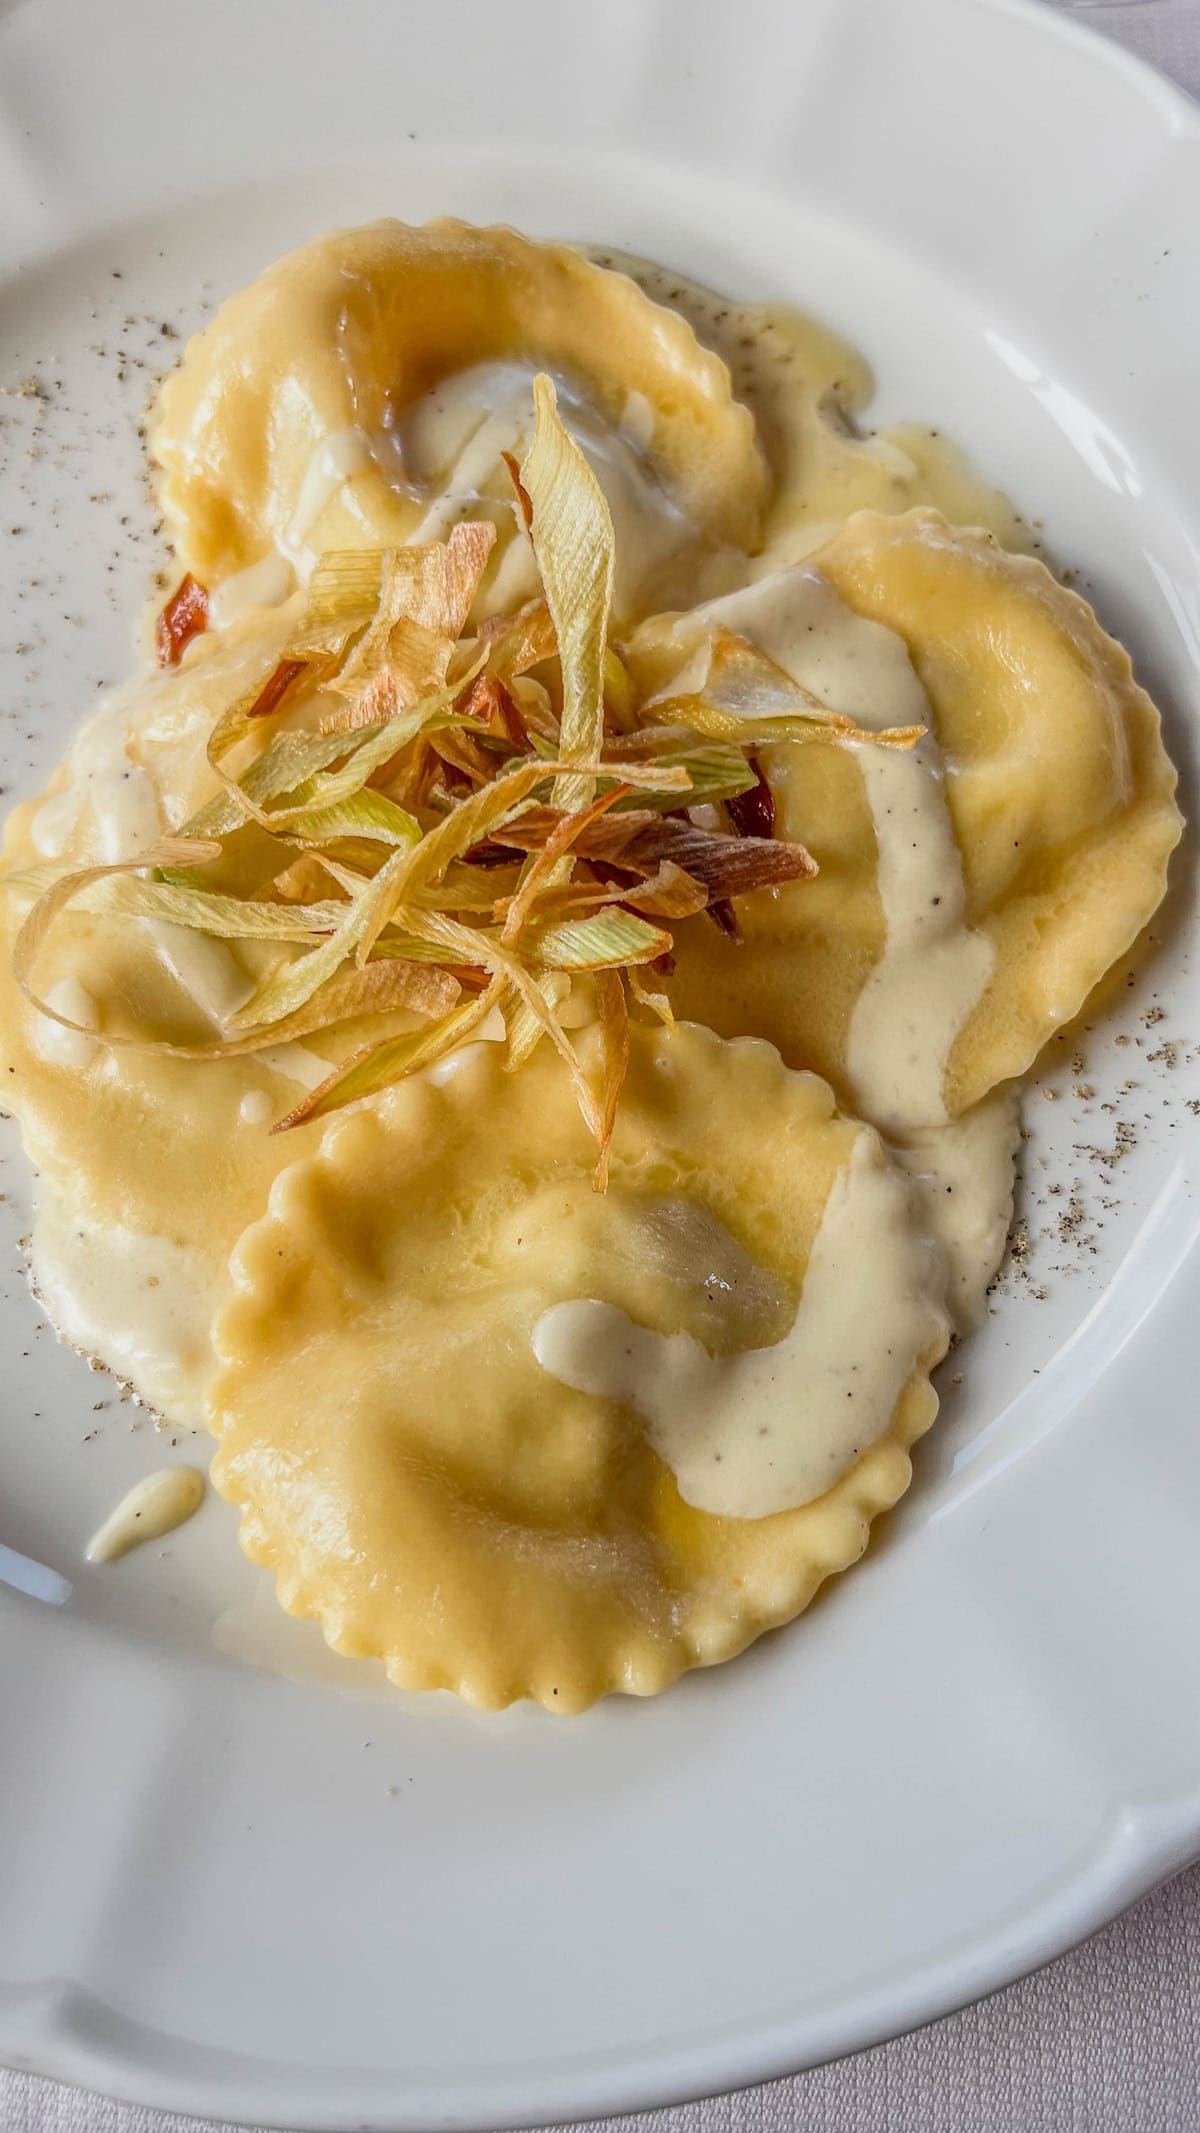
5, 1808, 1199, 2132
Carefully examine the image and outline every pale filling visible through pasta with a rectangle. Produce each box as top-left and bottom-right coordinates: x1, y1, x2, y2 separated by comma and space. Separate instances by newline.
534, 1131, 945, 1519
227, 360, 722, 622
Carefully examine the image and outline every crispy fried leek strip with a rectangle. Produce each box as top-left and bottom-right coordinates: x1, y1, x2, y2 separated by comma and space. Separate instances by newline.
13, 837, 221, 1037
203, 647, 347, 820
664, 694, 926, 750
212, 957, 458, 1049
478, 596, 557, 681
619, 862, 709, 919
352, 755, 688, 968
439, 759, 681, 1095
179, 725, 388, 844
530, 909, 671, 972
353, 758, 557, 968
608, 742, 758, 811
201, 528, 496, 830
629, 965, 675, 1028
10, 832, 458, 1048
274, 976, 507, 1133
518, 375, 614, 814
225, 841, 423, 1034
501, 861, 706, 924
503, 969, 570, 1074
6, 865, 346, 940
16, 385, 916, 1174
350, 616, 455, 718
279, 791, 421, 851
592, 969, 629, 1192
294, 549, 386, 639
386, 904, 603, 1139
260, 829, 666, 1147
498, 786, 630, 950
208, 662, 486, 834
603, 646, 637, 734
645, 628, 924, 750
489, 806, 816, 897
338, 523, 495, 683
221, 753, 649, 1038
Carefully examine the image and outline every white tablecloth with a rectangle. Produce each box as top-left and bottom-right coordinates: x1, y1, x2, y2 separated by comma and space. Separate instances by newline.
5, 3, 1199, 2128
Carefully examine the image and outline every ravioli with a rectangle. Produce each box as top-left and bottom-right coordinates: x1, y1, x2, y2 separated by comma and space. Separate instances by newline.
630, 509, 1181, 1127
151, 220, 769, 616
209, 1024, 949, 1712
1, 220, 1184, 1715
0, 616, 426, 1415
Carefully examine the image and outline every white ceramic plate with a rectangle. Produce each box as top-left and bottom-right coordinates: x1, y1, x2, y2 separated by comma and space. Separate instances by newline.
1, 1, 1198, 2125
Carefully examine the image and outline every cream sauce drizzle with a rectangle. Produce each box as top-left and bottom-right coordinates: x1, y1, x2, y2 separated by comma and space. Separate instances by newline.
85, 1466, 206, 1564
208, 551, 294, 628
533, 1135, 946, 1519
31, 1187, 216, 1428
668, 567, 994, 1130
254, 374, 702, 615
395, 359, 706, 615
891, 1089, 1021, 1333
150, 923, 254, 1025
280, 425, 411, 573
847, 740, 994, 1132
30, 681, 161, 863
30, 976, 100, 1070
256, 1041, 332, 1089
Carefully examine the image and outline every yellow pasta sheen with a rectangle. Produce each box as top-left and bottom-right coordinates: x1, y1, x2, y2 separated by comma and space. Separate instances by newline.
0, 617, 413, 1298
209, 1023, 946, 1713
658, 509, 1181, 1115
151, 219, 768, 585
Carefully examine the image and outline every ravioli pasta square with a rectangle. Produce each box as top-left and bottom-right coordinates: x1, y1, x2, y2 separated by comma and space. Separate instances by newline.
0, 219, 1181, 1706
635, 510, 1179, 1128
210, 1026, 948, 1711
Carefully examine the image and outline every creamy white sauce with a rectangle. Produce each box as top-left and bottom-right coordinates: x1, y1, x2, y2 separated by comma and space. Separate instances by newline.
150, 923, 254, 1025
29, 783, 86, 859
891, 1089, 1021, 1332
484, 524, 540, 615
395, 359, 698, 613
423, 1012, 509, 1086
30, 681, 161, 864
847, 732, 994, 1131
403, 381, 526, 547
208, 552, 294, 628
554, 984, 594, 1033
248, 360, 716, 621
533, 1135, 946, 1518
85, 1466, 206, 1564
280, 425, 412, 572
620, 388, 655, 454
31, 1187, 216, 1428
667, 568, 994, 1130
30, 975, 100, 1070
256, 1041, 331, 1089
238, 1088, 274, 1127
